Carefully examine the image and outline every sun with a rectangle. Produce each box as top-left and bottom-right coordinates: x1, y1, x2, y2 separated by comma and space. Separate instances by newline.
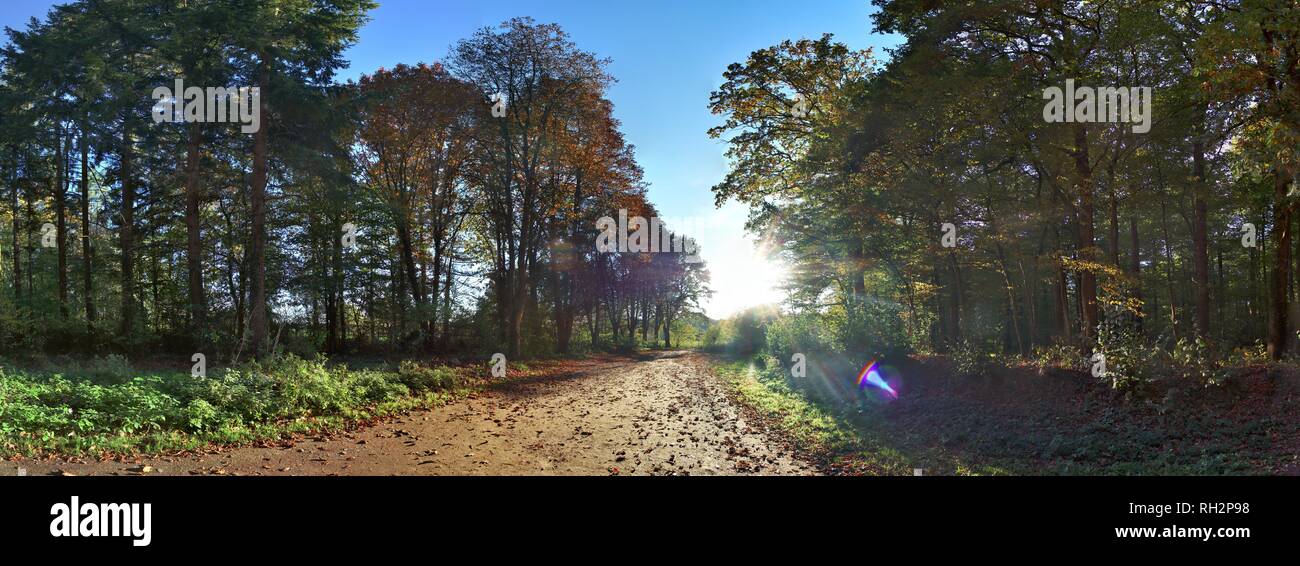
704, 245, 788, 319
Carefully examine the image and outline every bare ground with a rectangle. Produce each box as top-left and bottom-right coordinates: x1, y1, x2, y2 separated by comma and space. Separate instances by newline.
0, 351, 817, 477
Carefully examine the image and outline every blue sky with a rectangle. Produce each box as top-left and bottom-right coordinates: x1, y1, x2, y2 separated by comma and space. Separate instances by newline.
2, 0, 901, 317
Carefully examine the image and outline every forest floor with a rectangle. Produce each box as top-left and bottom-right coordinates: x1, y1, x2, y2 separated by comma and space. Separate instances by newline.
712, 353, 1300, 475
0, 351, 817, 476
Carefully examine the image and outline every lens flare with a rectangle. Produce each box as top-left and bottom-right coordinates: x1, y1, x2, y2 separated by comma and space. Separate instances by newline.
856, 359, 897, 398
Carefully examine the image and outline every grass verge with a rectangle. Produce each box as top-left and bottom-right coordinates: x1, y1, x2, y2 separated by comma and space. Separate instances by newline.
710, 356, 928, 475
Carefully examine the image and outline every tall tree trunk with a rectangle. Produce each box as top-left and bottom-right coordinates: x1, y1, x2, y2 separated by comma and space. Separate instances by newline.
1129, 214, 1142, 333
653, 302, 662, 347
24, 194, 34, 301
1192, 136, 1211, 339
184, 122, 207, 347
994, 241, 1023, 355
949, 251, 964, 344
120, 127, 136, 337
80, 126, 95, 332
442, 255, 453, 349
1108, 168, 1120, 266
1055, 255, 1071, 341
1073, 124, 1098, 344
326, 217, 341, 354
8, 149, 19, 303
556, 286, 574, 354
1161, 198, 1179, 337
509, 270, 528, 357
55, 126, 68, 318
1268, 167, 1293, 360
247, 61, 270, 357
663, 313, 672, 349
396, 222, 426, 340
1250, 222, 1258, 318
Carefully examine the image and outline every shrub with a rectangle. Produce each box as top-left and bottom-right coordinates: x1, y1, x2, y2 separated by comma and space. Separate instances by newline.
1170, 337, 1229, 386
0, 353, 469, 457
397, 361, 459, 392
701, 324, 722, 350
722, 305, 780, 355
765, 312, 831, 361
1031, 343, 1086, 371
952, 340, 994, 378
1226, 341, 1268, 366
1094, 306, 1150, 392
183, 399, 219, 432
352, 370, 411, 403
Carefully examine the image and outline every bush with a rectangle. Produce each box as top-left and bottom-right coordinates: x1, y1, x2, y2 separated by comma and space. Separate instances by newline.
765, 312, 831, 361
1031, 344, 1086, 371
183, 399, 219, 432
0, 353, 465, 456
253, 355, 357, 417
701, 324, 722, 350
352, 370, 411, 403
709, 305, 780, 355
1170, 337, 1229, 386
952, 340, 995, 378
1094, 305, 1150, 392
397, 361, 459, 392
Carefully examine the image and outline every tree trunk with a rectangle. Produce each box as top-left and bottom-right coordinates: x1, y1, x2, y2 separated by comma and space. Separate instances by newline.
120, 127, 136, 337
8, 149, 19, 303
396, 222, 426, 337
1073, 123, 1098, 343
1192, 136, 1211, 339
184, 122, 207, 347
247, 62, 270, 358
326, 217, 341, 354
1108, 171, 1120, 267
442, 256, 453, 349
1129, 213, 1142, 332
508, 266, 528, 357
55, 126, 68, 318
1055, 254, 1071, 341
1269, 167, 1293, 360
80, 126, 95, 332
949, 251, 964, 344
663, 314, 672, 349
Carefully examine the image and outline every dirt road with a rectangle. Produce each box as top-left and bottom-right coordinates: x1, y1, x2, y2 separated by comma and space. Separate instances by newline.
2, 351, 817, 476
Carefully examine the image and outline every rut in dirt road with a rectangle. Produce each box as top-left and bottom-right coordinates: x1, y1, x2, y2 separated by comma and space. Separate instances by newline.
3, 352, 817, 476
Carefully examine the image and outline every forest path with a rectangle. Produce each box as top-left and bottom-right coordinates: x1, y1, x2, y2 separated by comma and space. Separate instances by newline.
5, 351, 816, 476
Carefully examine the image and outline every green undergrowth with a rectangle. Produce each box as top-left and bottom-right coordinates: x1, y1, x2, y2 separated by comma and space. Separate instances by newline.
0, 354, 471, 458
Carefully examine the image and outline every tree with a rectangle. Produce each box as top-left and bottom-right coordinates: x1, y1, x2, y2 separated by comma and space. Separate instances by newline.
450, 17, 613, 358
